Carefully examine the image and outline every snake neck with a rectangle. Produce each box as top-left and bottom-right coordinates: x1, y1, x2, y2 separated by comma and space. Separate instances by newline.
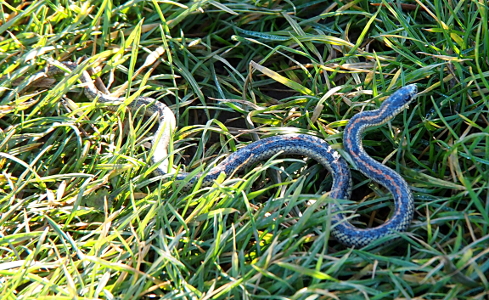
344, 110, 409, 197
343, 110, 382, 161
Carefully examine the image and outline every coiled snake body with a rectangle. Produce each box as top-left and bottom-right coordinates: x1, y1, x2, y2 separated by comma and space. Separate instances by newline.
43, 61, 417, 247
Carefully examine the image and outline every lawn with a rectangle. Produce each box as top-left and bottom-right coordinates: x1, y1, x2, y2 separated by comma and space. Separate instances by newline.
1, 0, 488, 299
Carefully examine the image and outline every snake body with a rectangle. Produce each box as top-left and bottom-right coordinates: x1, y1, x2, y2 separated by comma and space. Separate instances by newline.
42, 61, 417, 247
333, 84, 417, 246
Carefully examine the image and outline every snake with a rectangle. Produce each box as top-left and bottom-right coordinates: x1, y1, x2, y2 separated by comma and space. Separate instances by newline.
37, 60, 417, 247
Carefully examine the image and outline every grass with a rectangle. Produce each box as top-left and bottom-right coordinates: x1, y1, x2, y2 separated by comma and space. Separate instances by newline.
1, 0, 489, 298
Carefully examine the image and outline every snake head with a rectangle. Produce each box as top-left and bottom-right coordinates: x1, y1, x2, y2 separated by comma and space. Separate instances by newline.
380, 84, 418, 117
